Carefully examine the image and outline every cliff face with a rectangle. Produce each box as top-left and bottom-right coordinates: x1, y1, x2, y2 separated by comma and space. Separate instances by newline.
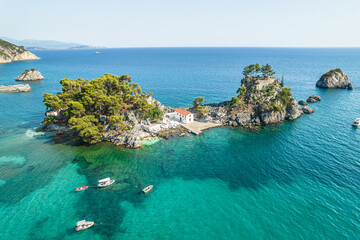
0, 39, 40, 64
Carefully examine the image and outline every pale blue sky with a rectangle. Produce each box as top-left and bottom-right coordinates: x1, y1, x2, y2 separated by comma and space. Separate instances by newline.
1, 0, 359, 47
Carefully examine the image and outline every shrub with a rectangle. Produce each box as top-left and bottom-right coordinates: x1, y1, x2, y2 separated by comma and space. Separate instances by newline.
276, 88, 292, 106
236, 87, 247, 96
143, 106, 164, 120
44, 115, 55, 123
269, 103, 282, 112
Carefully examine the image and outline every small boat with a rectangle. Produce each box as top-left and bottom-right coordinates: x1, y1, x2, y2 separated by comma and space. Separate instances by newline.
75, 220, 94, 231
352, 118, 360, 127
142, 185, 153, 194
97, 178, 115, 188
94, 51, 101, 54
56, 131, 64, 135
75, 186, 88, 191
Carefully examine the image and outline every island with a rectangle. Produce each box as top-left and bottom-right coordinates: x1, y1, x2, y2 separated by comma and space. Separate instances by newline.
38, 64, 312, 148
0, 84, 31, 93
316, 68, 353, 90
16, 69, 44, 81
0, 39, 40, 64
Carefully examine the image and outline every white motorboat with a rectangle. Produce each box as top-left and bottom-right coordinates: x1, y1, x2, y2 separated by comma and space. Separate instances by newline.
97, 178, 115, 188
142, 185, 153, 194
352, 118, 360, 127
75, 220, 94, 231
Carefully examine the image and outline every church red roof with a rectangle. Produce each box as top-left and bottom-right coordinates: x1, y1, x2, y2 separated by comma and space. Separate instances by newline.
175, 108, 191, 116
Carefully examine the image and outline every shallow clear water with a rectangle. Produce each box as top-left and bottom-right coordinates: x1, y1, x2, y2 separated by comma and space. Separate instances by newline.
0, 48, 359, 239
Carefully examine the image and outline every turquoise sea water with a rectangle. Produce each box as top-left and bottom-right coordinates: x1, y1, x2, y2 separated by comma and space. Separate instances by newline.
0, 48, 359, 239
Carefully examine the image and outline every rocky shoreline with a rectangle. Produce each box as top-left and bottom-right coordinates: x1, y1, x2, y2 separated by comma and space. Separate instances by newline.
38, 73, 316, 148
0, 39, 39, 64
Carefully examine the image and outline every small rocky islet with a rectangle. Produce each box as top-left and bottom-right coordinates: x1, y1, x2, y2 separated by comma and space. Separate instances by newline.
0, 84, 31, 93
316, 68, 353, 90
16, 69, 44, 81
38, 64, 316, 148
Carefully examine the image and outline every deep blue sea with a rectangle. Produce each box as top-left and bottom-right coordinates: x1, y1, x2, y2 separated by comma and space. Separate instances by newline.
0, 48, 359, 240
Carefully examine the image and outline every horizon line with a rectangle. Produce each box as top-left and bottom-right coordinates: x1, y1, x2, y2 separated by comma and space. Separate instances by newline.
31, 46, 360, 50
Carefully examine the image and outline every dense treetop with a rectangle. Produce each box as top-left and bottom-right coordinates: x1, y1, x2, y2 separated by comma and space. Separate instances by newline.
242, 63, 275, 78
43, 73, 163, 143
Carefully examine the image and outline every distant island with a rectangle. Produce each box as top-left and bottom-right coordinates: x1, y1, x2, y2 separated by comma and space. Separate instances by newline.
0, 39, 39, 63
1, 37, 105, 50
39, 64, 311, 148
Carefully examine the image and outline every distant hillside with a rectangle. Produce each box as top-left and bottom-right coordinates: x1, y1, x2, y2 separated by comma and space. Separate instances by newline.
0, 39, 39, 64
1, 37, 104, 50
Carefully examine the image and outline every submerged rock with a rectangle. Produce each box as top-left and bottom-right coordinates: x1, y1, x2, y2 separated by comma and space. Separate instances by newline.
16, 69, 44, 81
302, 106, 314, 114
0, 84, 31, 93
307, 95, 321, 103
316, 69, 353, 89
298, 100, 308, 106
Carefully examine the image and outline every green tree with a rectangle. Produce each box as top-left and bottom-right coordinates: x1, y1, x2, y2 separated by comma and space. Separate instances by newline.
236, 86, 247, 96
254, 63, 261, 76
43, 93, 64, 110
193, 97, 207, 114
242, 65, 252, 76
143, 106, 164, 120
67, 101, 85, 117
261, 64, 275, 78
109, 115, 126, 130
193, 96, 205, 106
79, 126, 102, 144
43, 73, 164, 144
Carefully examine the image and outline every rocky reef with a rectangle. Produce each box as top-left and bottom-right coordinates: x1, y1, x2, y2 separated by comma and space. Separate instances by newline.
16, 69, 44, 81
0, 39, 39, 64
0, 84, 31, 93
316, 69, 353, 90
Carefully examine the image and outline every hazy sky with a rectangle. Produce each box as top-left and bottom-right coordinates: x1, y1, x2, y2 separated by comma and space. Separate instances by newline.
1, 0, 359, 47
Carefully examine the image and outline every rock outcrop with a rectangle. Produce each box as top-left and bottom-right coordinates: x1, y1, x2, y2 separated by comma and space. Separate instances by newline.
16, 69, 44, 81
307, 95, 321, 103
0, 84, 31, 93
302, 106, 314, 114
0, 39, 39, 64
316, 69, 353, 89
298, 100, 308, 106
285, 103, 303, 120
203, 77, 304, 129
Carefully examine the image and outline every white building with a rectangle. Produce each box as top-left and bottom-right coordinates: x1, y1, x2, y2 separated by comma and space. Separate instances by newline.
175, 109, 194, 124
46, 110, 58, 117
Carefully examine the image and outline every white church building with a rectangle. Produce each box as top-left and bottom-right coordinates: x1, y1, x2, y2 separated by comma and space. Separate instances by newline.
174, 108, 194, 124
